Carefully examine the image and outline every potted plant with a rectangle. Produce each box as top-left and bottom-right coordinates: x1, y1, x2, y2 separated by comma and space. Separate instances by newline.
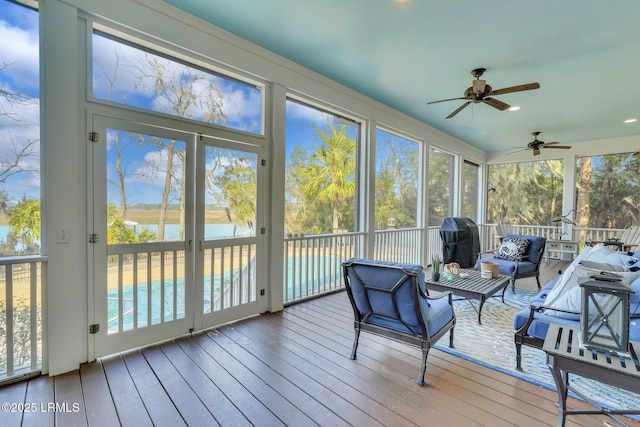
431, 256, 441, 282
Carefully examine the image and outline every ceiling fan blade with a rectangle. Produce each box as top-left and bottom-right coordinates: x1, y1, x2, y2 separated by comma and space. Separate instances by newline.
544, 145, 572, 149
426, 97, 467, 105
505, 148, 528, 155
490, 82, 540, 96
482, 97, 510, 111
446, 101, 471, 119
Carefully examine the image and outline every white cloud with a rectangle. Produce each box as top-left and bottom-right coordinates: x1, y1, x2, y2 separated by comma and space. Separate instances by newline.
286, 101, 326, 125
0, 20, 39, 92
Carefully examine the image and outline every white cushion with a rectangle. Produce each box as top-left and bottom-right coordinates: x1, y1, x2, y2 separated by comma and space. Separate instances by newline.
543, 265, 640, 318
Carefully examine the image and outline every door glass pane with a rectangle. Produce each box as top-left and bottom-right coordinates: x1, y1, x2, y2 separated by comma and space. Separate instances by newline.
106, 128, 187, 333
202, 146, 257, 313
106, 129, 187, 243
203, 147, 257, 239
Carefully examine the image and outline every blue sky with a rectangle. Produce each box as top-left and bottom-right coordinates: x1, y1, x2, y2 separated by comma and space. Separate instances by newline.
0, 0, 40, 203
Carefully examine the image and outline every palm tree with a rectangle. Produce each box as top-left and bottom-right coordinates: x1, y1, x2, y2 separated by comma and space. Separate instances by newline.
300, 122, 356, 233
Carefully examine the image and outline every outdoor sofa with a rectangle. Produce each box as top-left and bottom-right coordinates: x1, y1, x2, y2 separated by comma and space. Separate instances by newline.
513, 244, 640, 371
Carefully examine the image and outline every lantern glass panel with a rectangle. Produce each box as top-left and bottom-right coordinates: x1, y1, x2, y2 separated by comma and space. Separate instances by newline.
580, 279, 632, 355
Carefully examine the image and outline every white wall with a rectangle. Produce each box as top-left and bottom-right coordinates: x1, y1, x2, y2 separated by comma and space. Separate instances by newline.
41, 0, 87, 376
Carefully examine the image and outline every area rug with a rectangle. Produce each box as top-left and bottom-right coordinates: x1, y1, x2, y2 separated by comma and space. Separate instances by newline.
435, 289, 640, 417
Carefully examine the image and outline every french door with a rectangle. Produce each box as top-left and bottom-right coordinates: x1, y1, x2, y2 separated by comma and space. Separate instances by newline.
89, 115, 265, 358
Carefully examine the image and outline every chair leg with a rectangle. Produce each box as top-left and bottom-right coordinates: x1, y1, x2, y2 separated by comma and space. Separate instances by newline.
350, 327, 360, 360
449, 327, 454, 348
515, 342, 523, 371
511, 276, 516, 293
417, 347, 429, 386
535, 276, 541, 290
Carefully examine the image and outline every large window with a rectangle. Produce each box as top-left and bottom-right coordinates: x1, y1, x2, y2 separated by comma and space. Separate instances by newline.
487, 160, 563, 225
0, 0, 40, 257
374, 129, 418, 230
92, 31, 263, 134
461, 160, 479, 222
575, 152, 640, 228
284, 99, 358, 235
428, 148, 454, 226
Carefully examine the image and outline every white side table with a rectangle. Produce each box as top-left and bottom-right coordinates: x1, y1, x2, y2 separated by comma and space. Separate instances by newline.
545, 240, 578, 262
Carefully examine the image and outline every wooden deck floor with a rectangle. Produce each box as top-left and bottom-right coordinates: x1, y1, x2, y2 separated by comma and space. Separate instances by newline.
1, 260, 639, 426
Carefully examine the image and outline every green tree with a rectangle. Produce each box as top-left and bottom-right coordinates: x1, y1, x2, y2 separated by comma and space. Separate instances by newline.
429, 149, 453, 226
298, 122, 356, 233
486, 160, 564, 226
576, 152, 640, 228
106, 203, 156, 244
9, 198, 40, 253
375, 138, 418, 229
207, 152, 256, 236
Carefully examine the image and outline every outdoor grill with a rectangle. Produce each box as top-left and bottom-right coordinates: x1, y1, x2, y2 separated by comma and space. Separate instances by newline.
439, 217, 480, 268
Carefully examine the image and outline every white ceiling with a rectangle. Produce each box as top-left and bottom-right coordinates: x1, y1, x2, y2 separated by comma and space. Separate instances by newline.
163, 0, 640, 154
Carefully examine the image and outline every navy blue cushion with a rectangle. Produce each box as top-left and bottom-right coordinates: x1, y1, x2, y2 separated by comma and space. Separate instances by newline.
344, 258, 452, 337
476, 234, 546, 274
503, 234, 546, 265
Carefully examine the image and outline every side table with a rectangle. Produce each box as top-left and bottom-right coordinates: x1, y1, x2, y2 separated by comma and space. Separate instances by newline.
544, 240, 578, 262
543, 324, 640, 427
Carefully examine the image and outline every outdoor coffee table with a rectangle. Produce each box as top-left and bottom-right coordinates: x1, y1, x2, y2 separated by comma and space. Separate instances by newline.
425, 269, 509, 324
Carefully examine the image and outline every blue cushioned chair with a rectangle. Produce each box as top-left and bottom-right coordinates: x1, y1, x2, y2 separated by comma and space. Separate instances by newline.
475, 234, 547, 292
342, 258, 455, 385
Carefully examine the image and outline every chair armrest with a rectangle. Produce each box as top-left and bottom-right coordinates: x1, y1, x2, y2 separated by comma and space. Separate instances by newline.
531, 303, 580, 316
419, 287, 453, 305
515, 303, 580, 336
478, 249, 497, 257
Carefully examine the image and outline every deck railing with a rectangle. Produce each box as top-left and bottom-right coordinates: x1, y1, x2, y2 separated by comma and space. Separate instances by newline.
373, 228, 423, 264
283, 232, 363, 304
0, 225, 632, 380
283, 224, 633, 305
0, 256, 46, 384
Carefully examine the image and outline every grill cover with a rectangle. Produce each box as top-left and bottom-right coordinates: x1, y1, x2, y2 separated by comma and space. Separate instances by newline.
439, 217, 480, 268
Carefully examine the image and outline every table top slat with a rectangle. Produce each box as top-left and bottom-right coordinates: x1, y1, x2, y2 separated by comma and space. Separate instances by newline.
425, 270, 509, 295
544, 324, 640, 379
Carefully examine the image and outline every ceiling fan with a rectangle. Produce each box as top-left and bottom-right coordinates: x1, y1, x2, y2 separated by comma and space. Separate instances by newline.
511, 131, 572, 156
426, 68, 540, 119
